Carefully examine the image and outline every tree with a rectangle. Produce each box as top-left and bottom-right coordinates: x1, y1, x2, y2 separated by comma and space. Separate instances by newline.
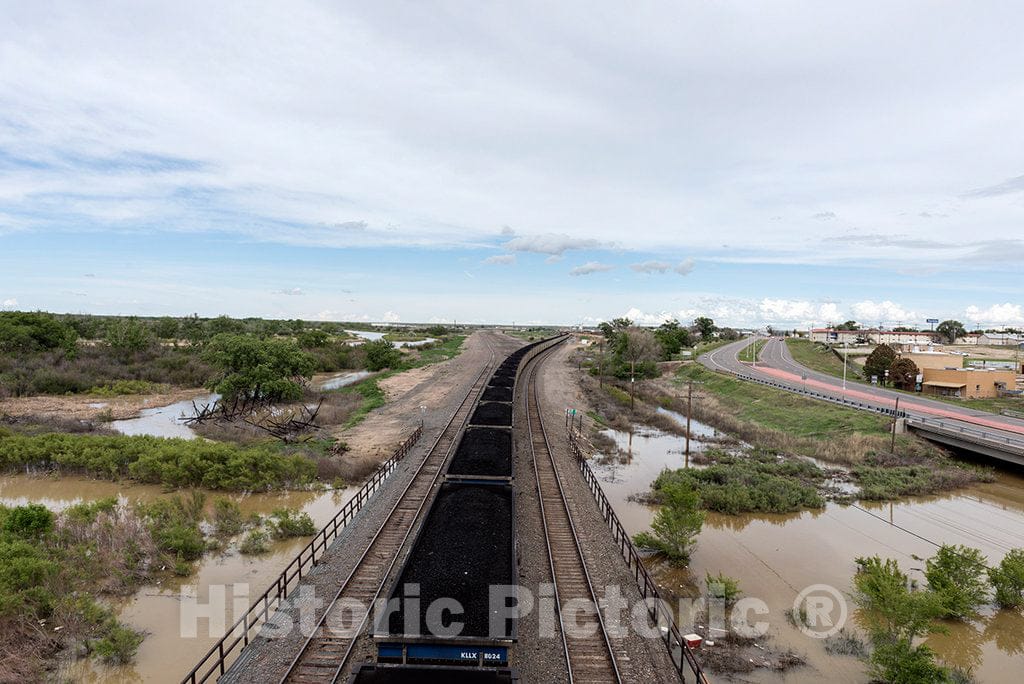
203, 334, 315, 402
105, 317, 154, 356
363, 339, 402, 371
853, 556, 949, 683
936, 320, 966, 345
654, 319, 691, 358
836, 320, 860, 331
0, 311, 77, 353
633, 478, 704, 564
622, 328, 659, 409
693, 316, 715, 342
153, 316, 180, 340
925, 544, 990, 619
889, 357, 919, 391
989, 548, 1024, 609
864, 344, 897, 384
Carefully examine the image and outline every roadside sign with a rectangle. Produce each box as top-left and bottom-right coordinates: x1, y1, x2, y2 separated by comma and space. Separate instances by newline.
927, 319, 939, 325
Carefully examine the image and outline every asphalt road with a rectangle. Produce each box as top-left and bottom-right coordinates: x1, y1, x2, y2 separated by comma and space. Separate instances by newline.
700, 337, 1024, 441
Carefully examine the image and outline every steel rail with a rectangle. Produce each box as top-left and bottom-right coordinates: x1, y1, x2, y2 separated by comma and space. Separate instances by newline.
278, 338, 498, 684
524, 341, 623, 684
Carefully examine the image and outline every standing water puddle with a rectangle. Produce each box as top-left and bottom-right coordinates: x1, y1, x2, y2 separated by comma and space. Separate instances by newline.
109, 393, 219, 440
586, 423, 1024, 682
0, 474, 355, 683
345, 329, 437, 348
319, 370, 373, 391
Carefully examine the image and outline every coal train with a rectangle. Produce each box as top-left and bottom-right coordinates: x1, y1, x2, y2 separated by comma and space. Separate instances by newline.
347, 337, 561, 683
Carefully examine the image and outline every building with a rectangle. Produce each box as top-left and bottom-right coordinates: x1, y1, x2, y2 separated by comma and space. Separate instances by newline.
954, 333, 981, 345
809, 328, 937, 346
920, 368, 1017, 399
978, 332, 1024, 347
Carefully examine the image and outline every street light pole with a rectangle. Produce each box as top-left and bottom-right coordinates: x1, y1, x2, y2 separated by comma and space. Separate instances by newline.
685, 380, 693, 460
890, 396, 900, 453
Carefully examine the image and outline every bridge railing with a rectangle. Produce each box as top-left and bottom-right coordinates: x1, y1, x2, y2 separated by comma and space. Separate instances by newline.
567, 429, 707, 683
182, 425, 424, 684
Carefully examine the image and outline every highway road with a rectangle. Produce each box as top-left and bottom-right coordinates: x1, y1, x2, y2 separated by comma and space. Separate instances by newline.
700, 337, 1024, 464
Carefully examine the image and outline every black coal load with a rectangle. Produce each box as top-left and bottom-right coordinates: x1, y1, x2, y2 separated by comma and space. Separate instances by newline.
350, 664, 519, 683
385, 483, 514, 638
481, 385, 513, 402
488, 375, 514, 388
448, 427, 512, 478
470, 401, 512, 426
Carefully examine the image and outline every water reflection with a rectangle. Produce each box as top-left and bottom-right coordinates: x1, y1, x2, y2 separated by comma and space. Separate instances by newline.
109, 393, 218, 440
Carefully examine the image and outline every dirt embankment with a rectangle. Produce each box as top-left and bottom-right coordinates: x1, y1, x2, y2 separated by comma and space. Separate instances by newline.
329, 332, 518, 479
0, 388, 208, 422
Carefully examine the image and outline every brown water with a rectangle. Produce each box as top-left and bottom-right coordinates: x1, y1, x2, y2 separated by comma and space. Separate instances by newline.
0, 475, 354, 683
591, 426, 1024, 683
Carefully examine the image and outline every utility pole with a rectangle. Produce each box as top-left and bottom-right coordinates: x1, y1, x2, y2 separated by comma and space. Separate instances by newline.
685, 380, 693, 460
630, 359, 635, 411
842, 342, 848, 394
890, 396, 900, 453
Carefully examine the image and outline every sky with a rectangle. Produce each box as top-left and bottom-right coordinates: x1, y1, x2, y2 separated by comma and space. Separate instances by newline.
1, 1, 1022, 329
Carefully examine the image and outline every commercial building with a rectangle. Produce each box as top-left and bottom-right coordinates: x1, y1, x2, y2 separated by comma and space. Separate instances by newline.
809, 328, 938, 345
978, 333, 1024, 346
902, 351, 961, 371
920, 368, 1017, 399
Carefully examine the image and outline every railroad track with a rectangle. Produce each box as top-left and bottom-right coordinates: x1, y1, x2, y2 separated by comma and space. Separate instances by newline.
524, 343, 624, 684
279, 340, 497, 684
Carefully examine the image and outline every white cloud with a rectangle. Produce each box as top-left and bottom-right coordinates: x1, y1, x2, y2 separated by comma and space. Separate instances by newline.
381, 310, 400, 323
482, 254, 516, 265
2, 298, 17, 308
569, 261, 615, 276
673, 258, 695, 276
504, 233, 604, 256
964, 303, 1024, 327
849, 300, 919, 325
622, 307, 673, 326
630, 260, 672, 274
273, 287, 305, 296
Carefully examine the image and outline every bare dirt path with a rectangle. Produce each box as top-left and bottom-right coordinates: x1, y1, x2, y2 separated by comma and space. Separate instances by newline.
330, 332, 518, 477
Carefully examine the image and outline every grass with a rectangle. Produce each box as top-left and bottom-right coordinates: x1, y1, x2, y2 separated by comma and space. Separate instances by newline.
676, 363, 891, 438
785, 338, 861, 380
340, 378, 387, 429
410, 335, 466, 367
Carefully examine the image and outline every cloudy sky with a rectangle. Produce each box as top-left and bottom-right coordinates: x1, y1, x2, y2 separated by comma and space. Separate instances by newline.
1, 1, 1022, 328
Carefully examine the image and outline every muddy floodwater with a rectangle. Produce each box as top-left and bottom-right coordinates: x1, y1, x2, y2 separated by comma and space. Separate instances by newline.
318, 370, 373, 391
590, 423, 1024, 683
0, 475, 354, 683
344, 329, 437, 348
109, 393, 219, 439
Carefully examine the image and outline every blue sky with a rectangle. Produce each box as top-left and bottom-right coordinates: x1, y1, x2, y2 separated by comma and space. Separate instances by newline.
1, 2, 1023, 328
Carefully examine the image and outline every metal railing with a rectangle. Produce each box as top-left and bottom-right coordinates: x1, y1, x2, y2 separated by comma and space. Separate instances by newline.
182, 425, 424, 684
566, 429, 707, 683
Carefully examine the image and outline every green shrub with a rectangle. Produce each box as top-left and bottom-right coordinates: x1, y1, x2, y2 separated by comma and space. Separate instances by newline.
92, 623, 144, 665
989, 548, 1024, 609
240, 530, 270, 555
269, 509, 316, 538
925, 545, 989, 619
0, 432, 316, 490
363, 339, 402, 371
0, 535, 59, 617
2, 503, 54, 538
138, 493, 206, 562
705, 572, 742, 606
203, 333, 314, 402
633, 478, 704, 564
212, 498, 244, 537
64, 497, 119, 524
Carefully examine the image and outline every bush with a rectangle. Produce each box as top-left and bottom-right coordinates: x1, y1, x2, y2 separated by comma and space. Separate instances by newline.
0, 432, 317, 490
92, 623, 145, 665
212, 498, 245, 537
633, 478, 704, 564
269, 509, 316, 538
240, 530, 270, 555
924, 545, 990, 619
864, 344, 897, 384
2, 503, 54, 538
705, 572, 742, 606
138, 493, 206, 562
989, 548, 1024, 609
363, 339, 402, 371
